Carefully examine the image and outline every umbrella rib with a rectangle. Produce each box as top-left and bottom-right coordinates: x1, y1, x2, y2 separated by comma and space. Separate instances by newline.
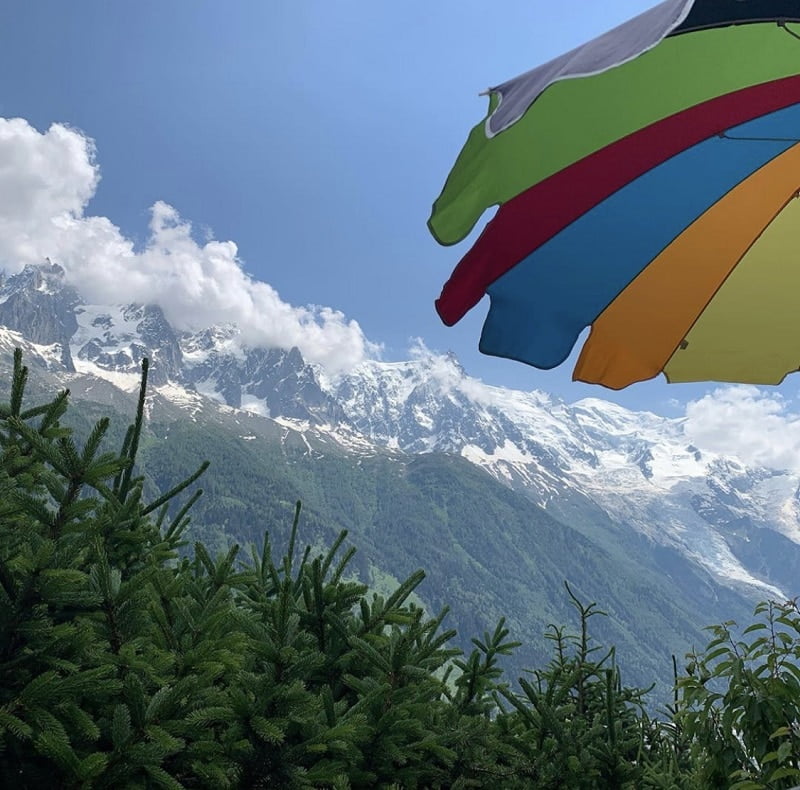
778, 19, 800, 41
718, 131, 800, 142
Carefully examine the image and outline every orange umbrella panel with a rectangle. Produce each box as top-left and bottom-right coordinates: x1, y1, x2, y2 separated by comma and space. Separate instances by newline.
664, 197, 800, 385
574, 145, 800, 389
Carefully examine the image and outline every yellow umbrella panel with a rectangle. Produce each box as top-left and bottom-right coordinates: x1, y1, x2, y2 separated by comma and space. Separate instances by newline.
574, 144, 800, 388
666, 197, 800, 385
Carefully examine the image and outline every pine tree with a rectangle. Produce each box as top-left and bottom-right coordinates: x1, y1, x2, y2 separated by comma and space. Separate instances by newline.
3, 349, 771, 788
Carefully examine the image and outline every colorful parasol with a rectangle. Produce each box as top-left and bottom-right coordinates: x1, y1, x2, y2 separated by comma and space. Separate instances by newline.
429, 0, 800, 388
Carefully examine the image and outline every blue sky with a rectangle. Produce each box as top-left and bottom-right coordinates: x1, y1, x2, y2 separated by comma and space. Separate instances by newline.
0, 0, 798, 421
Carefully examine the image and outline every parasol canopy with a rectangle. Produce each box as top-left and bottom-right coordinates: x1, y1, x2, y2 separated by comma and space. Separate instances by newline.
429, 0, 800, 388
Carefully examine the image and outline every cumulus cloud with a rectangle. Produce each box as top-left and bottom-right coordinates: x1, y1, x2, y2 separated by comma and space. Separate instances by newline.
0, 117, 378, 373
684, 386, 800, 472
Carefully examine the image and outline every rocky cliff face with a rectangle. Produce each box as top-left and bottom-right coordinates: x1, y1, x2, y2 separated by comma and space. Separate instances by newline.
0, 262, 79, 369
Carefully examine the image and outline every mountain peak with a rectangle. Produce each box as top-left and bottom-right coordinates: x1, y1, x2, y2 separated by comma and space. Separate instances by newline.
444, 349, 466, 376
0, 260, 79, 368
1, 259, 69, 298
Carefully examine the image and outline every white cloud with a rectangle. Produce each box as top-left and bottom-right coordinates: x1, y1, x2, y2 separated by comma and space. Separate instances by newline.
407, 337, 506, 404
684, 386, 800, 472
0, 117, 378, 373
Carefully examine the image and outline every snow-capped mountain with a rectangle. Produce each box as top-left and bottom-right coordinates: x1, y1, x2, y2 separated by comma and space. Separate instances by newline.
328, 357, 800, 599
5, 262, 800, 602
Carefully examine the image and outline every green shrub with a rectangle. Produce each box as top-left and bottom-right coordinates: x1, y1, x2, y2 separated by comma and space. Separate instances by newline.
1, 349, 795, 789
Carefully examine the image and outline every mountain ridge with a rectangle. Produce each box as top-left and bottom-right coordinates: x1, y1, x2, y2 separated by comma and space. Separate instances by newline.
4, 261, 800, 604
6, 260, 800, 700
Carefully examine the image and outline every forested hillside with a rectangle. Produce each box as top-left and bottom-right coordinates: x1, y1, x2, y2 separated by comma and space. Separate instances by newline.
137, 417, 754, 698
